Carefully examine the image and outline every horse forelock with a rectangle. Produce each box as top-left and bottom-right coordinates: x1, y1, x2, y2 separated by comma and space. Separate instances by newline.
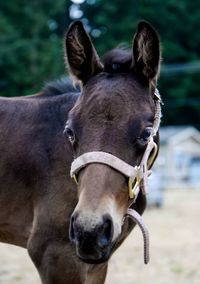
102, 48, 133, 74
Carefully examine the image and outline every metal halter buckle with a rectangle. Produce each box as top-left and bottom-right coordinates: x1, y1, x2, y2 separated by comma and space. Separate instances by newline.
128, 166, 141, 200
72, 174, 78, 185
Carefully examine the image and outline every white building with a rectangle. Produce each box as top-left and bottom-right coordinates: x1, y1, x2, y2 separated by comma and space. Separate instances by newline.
154, 126, 200, 189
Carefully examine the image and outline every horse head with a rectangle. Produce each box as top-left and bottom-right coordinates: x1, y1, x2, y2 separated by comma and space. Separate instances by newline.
64, 21, 161, 264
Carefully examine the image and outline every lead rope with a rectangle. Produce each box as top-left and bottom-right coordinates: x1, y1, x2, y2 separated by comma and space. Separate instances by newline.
126, 208, 149, 264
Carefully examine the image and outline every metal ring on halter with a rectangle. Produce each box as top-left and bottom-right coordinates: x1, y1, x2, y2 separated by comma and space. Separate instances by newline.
147, 142, 158, 169
128, 166, 141, 199
72, 174, 78, 185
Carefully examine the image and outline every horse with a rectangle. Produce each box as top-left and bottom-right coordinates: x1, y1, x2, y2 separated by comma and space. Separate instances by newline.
0, 20, 161, 284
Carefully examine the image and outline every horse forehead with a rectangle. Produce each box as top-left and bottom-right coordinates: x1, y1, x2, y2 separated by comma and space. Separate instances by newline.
84, 80, 149, 119
94, 74, 140, 93
83, 91, 130, 122
84, 74, 147, 106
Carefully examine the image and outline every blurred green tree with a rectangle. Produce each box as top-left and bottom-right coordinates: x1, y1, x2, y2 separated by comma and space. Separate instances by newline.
0, 0, 70, 96
0, 0, 199, 127
80, 0, 200, 127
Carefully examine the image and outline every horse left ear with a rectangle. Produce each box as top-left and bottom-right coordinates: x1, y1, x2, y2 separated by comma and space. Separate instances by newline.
65, 21, 103, 84
132, 21, 160, 85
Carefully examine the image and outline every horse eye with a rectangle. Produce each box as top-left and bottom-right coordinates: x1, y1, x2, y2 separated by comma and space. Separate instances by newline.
138, 127, 152, 144
64, 124, 75, 144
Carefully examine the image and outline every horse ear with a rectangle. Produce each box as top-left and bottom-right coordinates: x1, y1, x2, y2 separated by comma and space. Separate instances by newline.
65, 21, 103, 84
132, 21, 160, 85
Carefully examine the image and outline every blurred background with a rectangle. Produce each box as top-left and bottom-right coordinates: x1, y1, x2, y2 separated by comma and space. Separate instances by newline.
0, 1, 200, 283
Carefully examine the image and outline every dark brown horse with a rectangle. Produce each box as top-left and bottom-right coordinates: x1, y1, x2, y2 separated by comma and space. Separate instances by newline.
0, 20, 161, 283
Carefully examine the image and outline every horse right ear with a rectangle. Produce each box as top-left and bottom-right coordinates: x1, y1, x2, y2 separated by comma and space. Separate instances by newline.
132, 21, 160, 85
65, 21, 103, 84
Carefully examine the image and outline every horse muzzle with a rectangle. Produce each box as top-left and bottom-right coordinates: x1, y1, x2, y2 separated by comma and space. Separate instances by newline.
69, 212, 114, 263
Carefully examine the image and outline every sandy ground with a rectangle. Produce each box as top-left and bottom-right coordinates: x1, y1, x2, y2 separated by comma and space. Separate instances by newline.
0, 189, 199, 284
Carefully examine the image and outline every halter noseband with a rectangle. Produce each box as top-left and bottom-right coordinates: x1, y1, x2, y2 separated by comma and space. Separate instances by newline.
70, 137, 157, 201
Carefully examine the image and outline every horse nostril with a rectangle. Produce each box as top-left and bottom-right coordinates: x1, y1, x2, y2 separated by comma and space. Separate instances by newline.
97, 215, 113, 249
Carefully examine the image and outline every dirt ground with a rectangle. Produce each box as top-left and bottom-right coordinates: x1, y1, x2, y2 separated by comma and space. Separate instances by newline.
0, 189, 199, 284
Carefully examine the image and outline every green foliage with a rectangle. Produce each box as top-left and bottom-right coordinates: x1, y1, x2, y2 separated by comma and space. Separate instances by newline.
0, 0, 70, 96
0, 0, 199, 127
81, 0, 200, 128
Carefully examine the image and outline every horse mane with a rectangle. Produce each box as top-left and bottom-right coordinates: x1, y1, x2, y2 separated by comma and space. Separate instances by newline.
41, 77, 80, 97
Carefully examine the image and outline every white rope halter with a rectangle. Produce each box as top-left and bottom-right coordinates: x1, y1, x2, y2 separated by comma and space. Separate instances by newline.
70, 89, 162, 264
